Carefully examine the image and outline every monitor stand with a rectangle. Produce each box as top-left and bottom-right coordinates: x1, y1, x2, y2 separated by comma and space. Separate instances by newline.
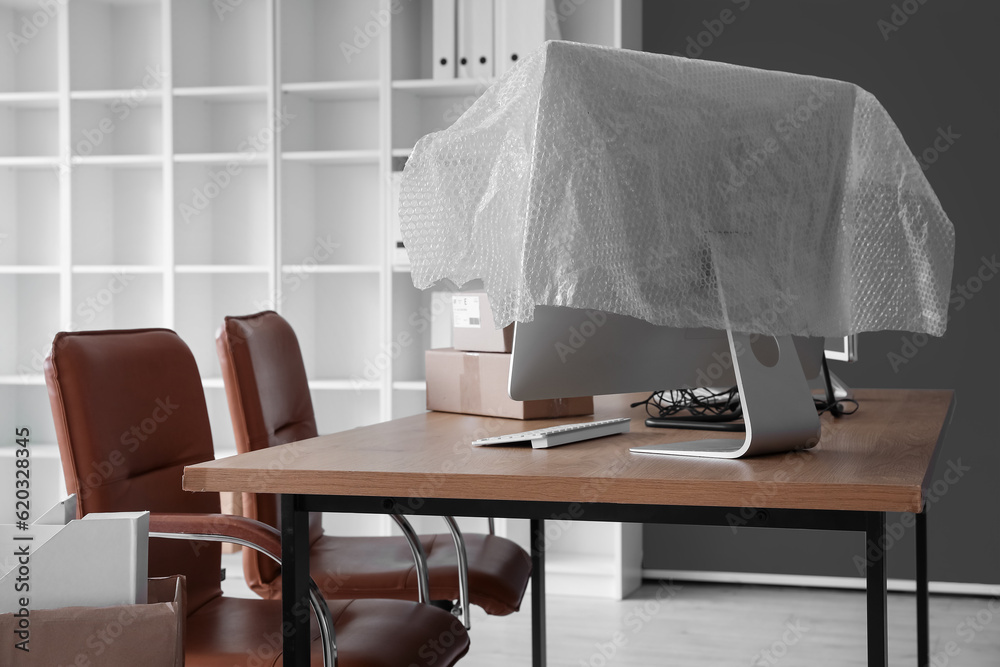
630, 331, 821, 458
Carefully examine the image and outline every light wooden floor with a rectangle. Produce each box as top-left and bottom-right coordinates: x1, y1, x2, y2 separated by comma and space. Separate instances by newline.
221, 554, 1000, 665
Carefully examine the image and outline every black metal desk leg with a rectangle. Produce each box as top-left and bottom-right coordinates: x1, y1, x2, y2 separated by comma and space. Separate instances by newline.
282, 494, 311, 666
867, 512, 888, 667
530, 518, 547, 667
917, 508, 929, 667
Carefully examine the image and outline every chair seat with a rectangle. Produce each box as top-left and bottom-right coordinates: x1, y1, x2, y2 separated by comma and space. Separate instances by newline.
186, 594, 470, 667
251, 532, 532, 616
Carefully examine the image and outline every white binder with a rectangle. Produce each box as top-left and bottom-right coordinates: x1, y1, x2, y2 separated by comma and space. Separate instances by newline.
457, 0, 493, 79
494, 0, 562, 77
432, 0, 456, 79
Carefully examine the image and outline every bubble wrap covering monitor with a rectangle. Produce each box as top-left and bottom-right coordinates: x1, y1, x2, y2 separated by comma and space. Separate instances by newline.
400, 41, 954, 337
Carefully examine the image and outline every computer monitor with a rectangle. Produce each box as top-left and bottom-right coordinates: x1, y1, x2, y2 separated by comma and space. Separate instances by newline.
824, 336, 859, 363
508, 306, 826, 458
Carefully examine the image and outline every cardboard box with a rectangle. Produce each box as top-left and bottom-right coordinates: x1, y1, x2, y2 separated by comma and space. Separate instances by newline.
426, 348, 593, 419
0, 576, 185, 667
0, 510, 149, 612
452, 292, 514, 353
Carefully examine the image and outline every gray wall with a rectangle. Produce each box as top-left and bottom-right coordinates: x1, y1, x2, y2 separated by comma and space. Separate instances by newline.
640, 0, 999, 585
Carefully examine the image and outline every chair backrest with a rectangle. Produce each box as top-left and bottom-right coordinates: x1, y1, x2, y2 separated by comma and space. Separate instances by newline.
216, 311, 324, 589
44, 328, 223, 614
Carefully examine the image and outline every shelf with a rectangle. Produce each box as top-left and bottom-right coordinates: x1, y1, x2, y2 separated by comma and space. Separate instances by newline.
172, 0, 268, 88
72, 265, 164, 274
72, 164, 163, 266
174, 272, 271, 380
71, 155, 162, 167
544, 552, 620, 577
70, 99, 162, 157
281, 150, 379, 165
392, 381, 427, 391
70, 89, 163, 102
174, 163, 270, 265
174, 97, 269, 156
389, 0, 436, 81
174, 152, 268, 165
281, 264, 381, 274
392, 275, 452, 383
281, 162, 380, 266
0, 385, 60, 452
174, 265, 271, 274
281, 0, 382, 83
309, 379, 380, 391
0, 441, 60, 457
71, 271, 164, 331
0, 167, 59, 266
0, 374, 46, 386
281, 80, 379, 100
0, 156, 60, 168
392, 388, 428, 420
392, 79, 495, 96
174, 85, 268, 101
69, 0, 163, 92
0, 2, 59, 93
0, 266, 60, 274
392, 88, 483, 151
202, 384, 237, 450
0, 92, 59, 107
310, 388, 382, 437
0, 103, 58, 157
281, 273, 382, 382
281, 93, 379, 152
0, 273, 60, 377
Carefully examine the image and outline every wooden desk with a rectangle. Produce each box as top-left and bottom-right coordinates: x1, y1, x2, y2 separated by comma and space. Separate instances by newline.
184, 389, 954, 666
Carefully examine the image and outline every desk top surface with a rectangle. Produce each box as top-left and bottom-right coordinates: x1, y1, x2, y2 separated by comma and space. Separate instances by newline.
183, 389, 953, 513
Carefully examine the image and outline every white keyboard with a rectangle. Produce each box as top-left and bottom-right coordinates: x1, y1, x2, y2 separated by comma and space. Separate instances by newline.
472, 418, 631, 449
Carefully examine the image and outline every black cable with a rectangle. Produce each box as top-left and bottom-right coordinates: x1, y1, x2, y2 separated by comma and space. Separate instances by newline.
634, 357, 861, 432
813, 356, 860, 416
633, 386, 744, 429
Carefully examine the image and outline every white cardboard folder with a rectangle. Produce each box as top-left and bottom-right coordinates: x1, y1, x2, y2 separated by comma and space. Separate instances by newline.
0, 499, 148, 612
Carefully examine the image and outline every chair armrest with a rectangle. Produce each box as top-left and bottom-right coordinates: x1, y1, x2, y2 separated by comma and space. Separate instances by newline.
442, 517, 471, 629
148, 512, 336, 667
389, 514, 431, 604
149, 512, 281, 562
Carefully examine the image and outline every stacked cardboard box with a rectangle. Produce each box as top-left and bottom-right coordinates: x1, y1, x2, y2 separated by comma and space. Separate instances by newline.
426, 292, 593, 419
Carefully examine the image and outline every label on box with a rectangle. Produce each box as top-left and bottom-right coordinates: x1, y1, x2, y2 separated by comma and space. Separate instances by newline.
452, 295, 481, 328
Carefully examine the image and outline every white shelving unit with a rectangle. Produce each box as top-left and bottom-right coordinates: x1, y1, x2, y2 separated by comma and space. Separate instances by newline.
1, 0, 642, 598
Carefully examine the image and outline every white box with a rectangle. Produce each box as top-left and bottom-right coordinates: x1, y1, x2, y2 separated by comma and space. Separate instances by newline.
0, 509, 149, 612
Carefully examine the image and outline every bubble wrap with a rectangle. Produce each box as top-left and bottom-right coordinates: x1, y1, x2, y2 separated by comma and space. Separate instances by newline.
400, 41, 954, 336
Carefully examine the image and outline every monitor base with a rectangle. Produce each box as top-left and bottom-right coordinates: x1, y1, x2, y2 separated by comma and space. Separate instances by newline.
630, 331, 821, 459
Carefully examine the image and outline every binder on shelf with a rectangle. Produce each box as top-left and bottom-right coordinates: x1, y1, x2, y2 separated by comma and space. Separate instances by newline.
457, 0, 494, 80
495, 0, 562, 77
432, 0, 457, 80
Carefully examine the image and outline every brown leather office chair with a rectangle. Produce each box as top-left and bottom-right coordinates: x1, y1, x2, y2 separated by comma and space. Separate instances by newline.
216, 311, 532, 621
44, 328, 470, 667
